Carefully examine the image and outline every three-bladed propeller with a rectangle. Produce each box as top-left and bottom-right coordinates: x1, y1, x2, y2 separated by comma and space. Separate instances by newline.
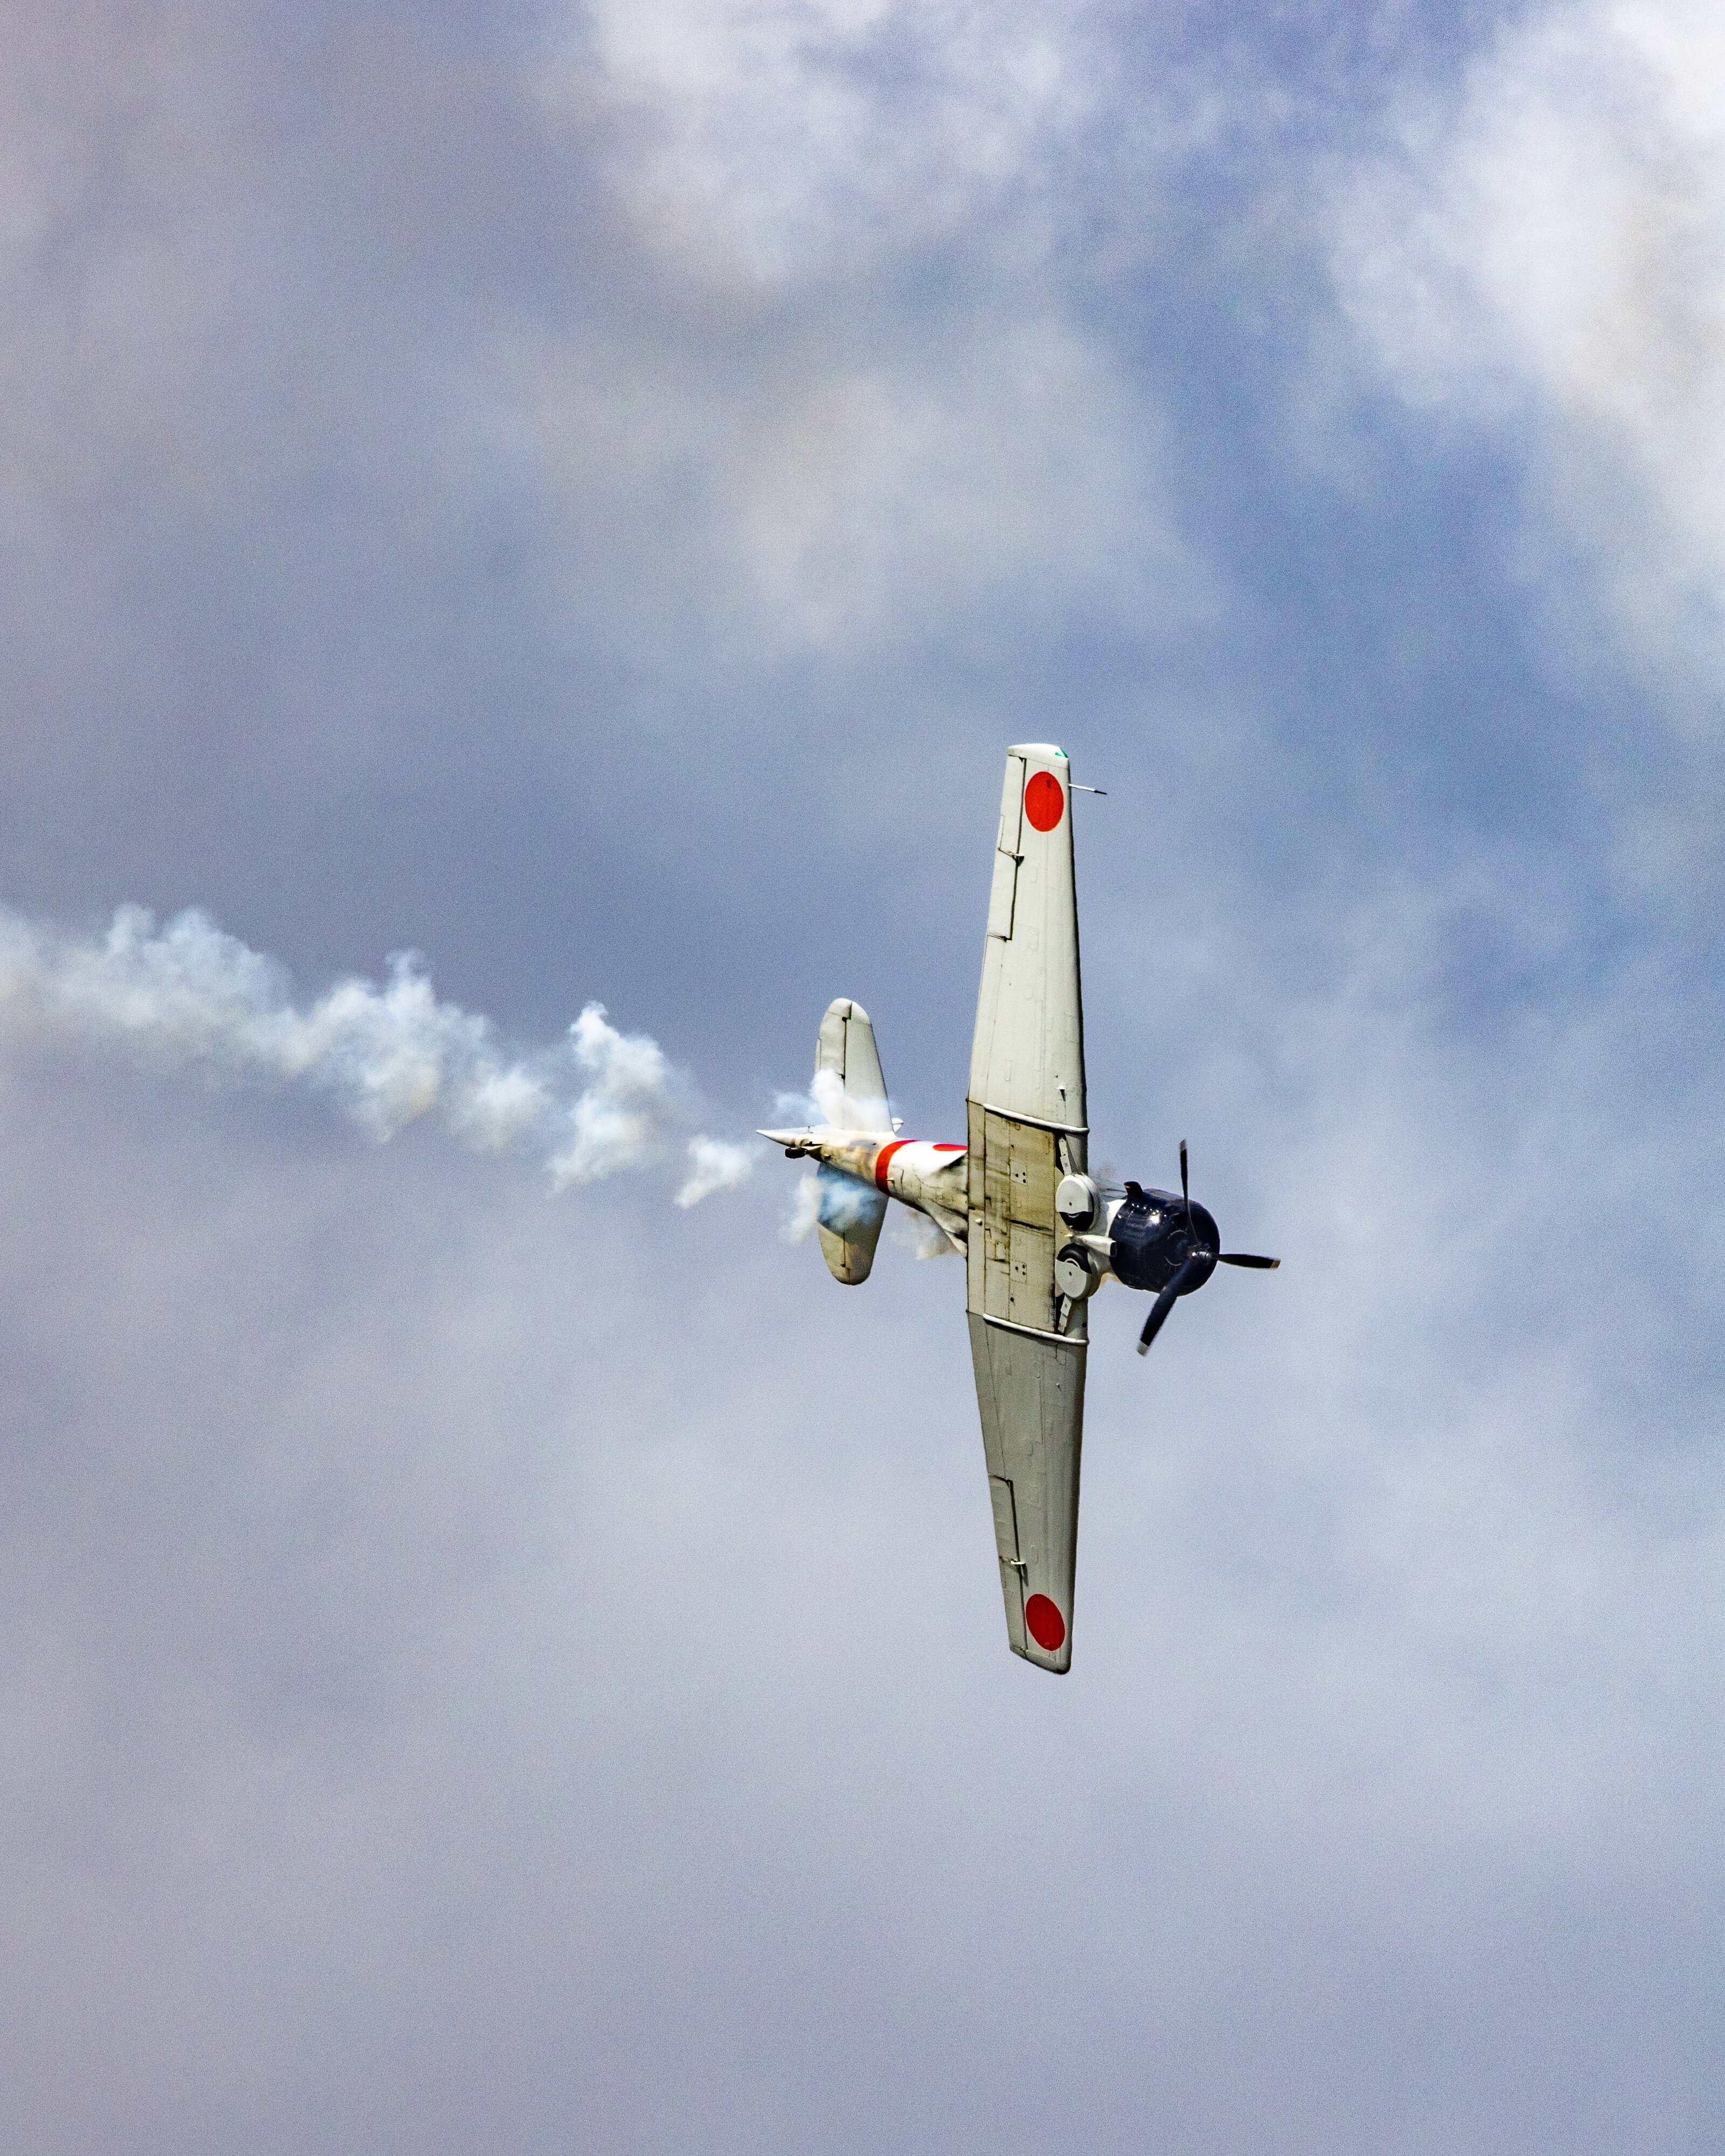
1136, 1139, 1279, 1356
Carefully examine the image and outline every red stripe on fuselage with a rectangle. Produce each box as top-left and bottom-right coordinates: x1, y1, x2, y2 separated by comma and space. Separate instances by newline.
874, 1139, 909, 1191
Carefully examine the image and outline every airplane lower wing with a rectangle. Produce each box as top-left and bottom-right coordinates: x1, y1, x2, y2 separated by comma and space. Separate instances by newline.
966, 745, 1089, 1672
967, 1311, 1084, 1671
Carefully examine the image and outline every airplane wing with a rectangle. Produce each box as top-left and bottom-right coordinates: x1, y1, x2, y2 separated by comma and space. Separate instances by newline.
965, 745, 1088, 1673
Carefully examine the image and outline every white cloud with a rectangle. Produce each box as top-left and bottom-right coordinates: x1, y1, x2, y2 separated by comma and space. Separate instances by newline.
1330, 0, 1725, 686
506, 0, 1210, 665
559, 0, 1101, 284
491, 270, 1195, 666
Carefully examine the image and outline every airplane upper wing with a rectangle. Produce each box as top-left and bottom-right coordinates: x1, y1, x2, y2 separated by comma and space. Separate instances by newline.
968, 748, 1086, 1132
965, 746, 1088, 1673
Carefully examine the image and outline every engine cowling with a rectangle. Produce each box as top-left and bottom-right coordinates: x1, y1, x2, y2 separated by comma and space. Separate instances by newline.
1108, 1187, 1219, 1296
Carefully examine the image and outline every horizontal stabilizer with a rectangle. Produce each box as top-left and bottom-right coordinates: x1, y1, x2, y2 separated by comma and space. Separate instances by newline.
815, 998, 893, 1135
816, 1167, 886, 1284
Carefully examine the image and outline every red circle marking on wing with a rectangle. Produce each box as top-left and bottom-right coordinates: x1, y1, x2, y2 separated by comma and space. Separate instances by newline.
1024, 770, 1065, 832
1024, 1594, 1066, 1651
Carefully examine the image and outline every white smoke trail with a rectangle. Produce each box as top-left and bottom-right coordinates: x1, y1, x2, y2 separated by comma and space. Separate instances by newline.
773, 1071, 900, 1241
783, 1169, 824, 1243
0, 904, 757, 1203
892, 1211, 956, 1261
809, 1065, 893, 1135
773, 1069, 895, 1135
675, 1135, 757, 1209
782, 1163, 888, 1244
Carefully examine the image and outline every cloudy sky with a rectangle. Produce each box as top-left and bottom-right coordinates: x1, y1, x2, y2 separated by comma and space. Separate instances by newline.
3, 0, 1724, 2147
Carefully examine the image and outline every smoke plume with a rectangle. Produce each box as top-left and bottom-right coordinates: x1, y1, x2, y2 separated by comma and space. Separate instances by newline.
0, 904, 756, 1205
809, 1066, 893, 1135
781, 1164, 889, 1244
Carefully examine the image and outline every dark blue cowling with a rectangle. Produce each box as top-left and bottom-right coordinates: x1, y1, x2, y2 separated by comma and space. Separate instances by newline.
1109, 1187, 1220, 1295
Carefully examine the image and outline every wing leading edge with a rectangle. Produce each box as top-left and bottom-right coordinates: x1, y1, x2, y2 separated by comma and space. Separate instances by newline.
965, 746, 1088, 1673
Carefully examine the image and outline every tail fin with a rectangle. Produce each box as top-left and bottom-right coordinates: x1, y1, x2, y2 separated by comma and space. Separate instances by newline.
814, 998, 891, 1283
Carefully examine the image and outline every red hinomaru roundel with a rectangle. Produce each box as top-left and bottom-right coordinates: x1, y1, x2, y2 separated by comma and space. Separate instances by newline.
1024, 1593, 1065, 1651
1024, 771, 1065, 832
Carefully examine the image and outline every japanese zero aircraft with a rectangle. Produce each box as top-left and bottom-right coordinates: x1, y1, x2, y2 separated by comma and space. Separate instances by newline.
760, 745, 1277, 1673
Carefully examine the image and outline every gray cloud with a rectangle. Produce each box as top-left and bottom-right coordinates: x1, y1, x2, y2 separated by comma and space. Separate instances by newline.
1327, 0, 1725, 709
2, 0, 1724, 2151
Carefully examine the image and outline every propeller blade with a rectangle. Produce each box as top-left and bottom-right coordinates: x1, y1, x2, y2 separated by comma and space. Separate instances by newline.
1218, 1253, 1279, 1268
1179, 1138, 1193, 1235
1136, 1285, 1181, 1356
1136, 1253, 1200, 1356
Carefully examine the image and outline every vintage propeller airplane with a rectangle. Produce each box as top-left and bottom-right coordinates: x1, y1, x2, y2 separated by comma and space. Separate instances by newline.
760, 745, 1277, 1673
